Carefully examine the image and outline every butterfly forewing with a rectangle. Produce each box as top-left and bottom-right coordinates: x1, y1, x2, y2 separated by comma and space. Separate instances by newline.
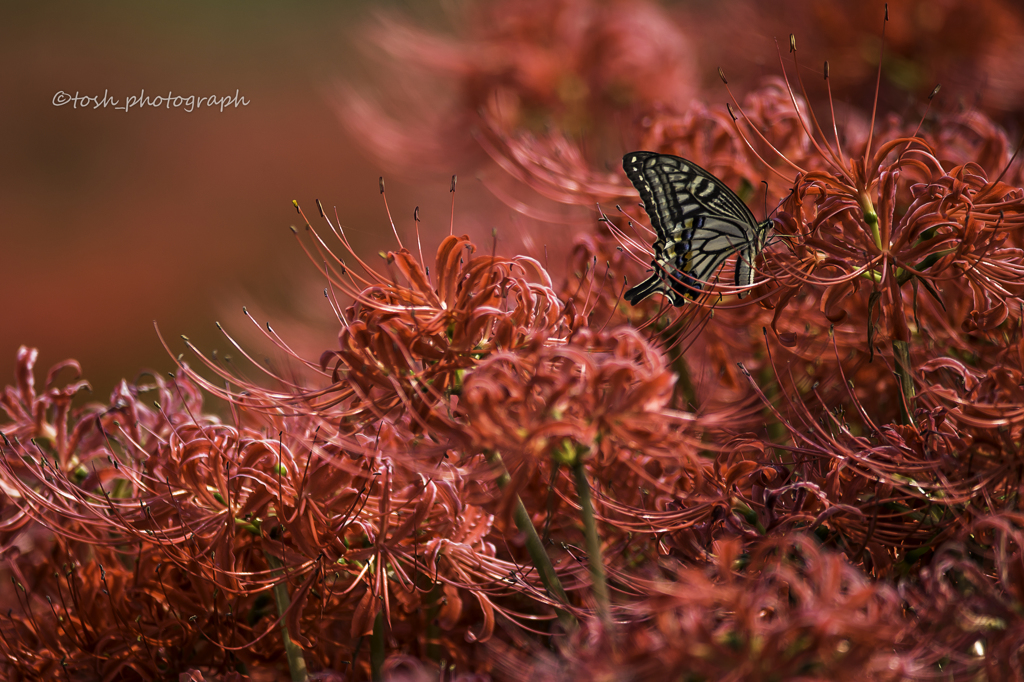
622, 152, 772, 306
623, 152, 757, 238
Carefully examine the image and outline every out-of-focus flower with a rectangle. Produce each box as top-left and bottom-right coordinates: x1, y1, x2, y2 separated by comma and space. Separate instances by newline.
712, 0, 1024, 122
341, 0, 698, 175
902, 514, 1024, 679
494, 535, 916, 681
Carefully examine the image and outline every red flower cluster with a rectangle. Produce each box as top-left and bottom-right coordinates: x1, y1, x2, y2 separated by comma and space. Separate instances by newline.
4, 0, 1024, 679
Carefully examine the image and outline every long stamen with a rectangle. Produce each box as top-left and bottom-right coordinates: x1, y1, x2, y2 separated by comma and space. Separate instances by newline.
863, 3, 889, 170
379, 176, 404, 249
718, 68, 806, 181
823, 60, 850, 173
784, 34, 847, 172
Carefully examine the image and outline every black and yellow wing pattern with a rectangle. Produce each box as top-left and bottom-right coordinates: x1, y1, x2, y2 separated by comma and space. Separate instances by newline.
622, 151, 773, 306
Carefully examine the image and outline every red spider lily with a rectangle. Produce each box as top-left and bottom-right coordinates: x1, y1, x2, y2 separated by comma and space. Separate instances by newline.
8, 2, 1024, 676
919, 354, 1024, 430
455, 327, 701, 473
0, 344, 573, 678
708, 36, 1024, 347
395, 38, 1024, 443
0, 194, 736, 675
1, 346, 94, 466
155, 194, 778, 658
383, 9, 1024, 358
492, 535, 917, 681
732, 322, 1024, 579
450, 325, 734, 578
225, 201, 570, 444
411, 48, 1024, 426
3, 183, 1024, 680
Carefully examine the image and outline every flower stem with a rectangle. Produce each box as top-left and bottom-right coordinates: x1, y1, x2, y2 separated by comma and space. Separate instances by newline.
859, 191, 881, 249
572, 460, 611, 632
487, 451, 577, 632
371, 610, 386, 681
670, 349, 697, 410
892, 339, 916, 425
658, 315, 696, 409
758, 359, 787, 447
263, 551, 308, 682
424, 583, 443, 661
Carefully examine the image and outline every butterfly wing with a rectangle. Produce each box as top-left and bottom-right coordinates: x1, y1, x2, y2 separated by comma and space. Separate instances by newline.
622, 152, 758, 238
734, 218, 773, 293
622, 152, 767, 304
681, 216, 756, 293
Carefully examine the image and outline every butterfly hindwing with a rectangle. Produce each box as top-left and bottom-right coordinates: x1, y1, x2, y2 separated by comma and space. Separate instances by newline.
734, 244, 759, 291
684, 217, 749, 289
622, 152, 772, 305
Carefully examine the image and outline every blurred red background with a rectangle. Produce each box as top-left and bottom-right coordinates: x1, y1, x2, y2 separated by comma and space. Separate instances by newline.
4, 0, 1023, 401
0, 1, 460, 401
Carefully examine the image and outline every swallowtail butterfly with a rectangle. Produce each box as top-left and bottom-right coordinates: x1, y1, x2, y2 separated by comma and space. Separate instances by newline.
622, 152, 773, 306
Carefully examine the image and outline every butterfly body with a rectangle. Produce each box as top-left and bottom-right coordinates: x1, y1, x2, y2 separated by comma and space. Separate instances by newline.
622, 152, 773, 306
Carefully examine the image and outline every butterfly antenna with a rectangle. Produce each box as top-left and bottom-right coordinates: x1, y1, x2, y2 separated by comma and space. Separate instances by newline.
762, 180, 770, 219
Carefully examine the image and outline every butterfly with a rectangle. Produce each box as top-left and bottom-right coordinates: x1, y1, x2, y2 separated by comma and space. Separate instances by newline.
622, 152, 773, 306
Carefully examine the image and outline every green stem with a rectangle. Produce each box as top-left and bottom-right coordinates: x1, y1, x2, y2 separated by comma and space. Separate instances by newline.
757, 359, 787, 449
897, 251, 953, 290
424, 583, 443, 662
670, 349, 697, 410
860, 192, 881, 250
487, 451, 577, 632
656, 314, 696, 409
264, 552, 308, 682
892, 339, 916, 425
371, 610, 385, 681
572, 461, 610, 632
